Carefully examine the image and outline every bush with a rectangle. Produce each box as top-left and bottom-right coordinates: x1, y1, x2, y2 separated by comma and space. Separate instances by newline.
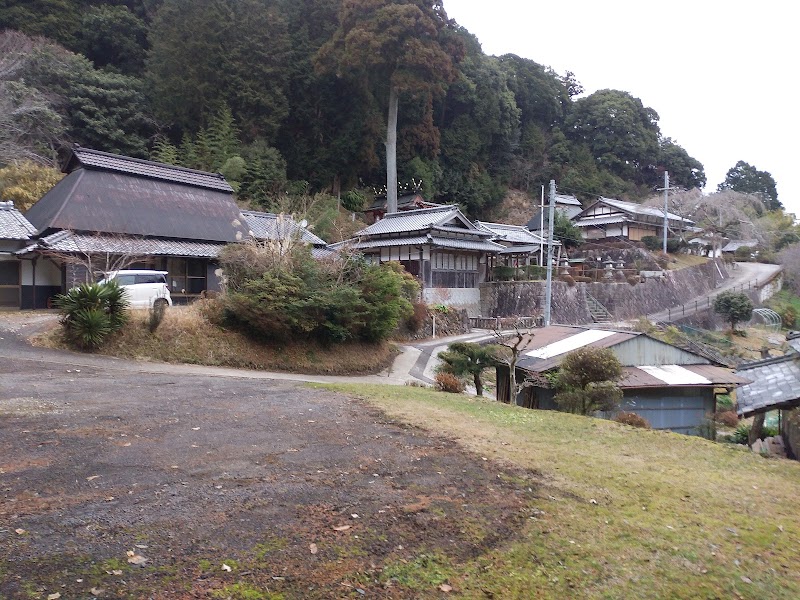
435, 372, 465, 393
219, 246, 415, 346
714, 410, 739, 428
54, 281, 129, 350
525, 265, 546, 280
778, 305, 798, 329
493, 265, 515, 281
641, 236, 660, 251
665, 237, 684, 253
731, 423, 750, 444
406, 301, 428, 332
558, 274, 576, 286
716, 394, 734, 411
614, 411, 651, 429
626, 275, 639, 286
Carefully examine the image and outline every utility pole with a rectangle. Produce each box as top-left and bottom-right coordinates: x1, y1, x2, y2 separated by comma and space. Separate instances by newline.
539, 185, 544, 264
544, 179, 556, 326
658, 171, 672, 254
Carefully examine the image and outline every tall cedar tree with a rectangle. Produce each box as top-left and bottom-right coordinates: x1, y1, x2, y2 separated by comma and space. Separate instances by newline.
315, 0, 463, 212
146, 0, 291, 141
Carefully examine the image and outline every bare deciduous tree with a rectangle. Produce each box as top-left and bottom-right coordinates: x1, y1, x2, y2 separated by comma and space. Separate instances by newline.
492, 323, 538, 405
39, 232, 148, 287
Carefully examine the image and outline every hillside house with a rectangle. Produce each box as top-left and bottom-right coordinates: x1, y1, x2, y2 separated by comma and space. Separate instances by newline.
339, 205, 504, 310
496, 325, 748, 436
475, 221, 562, 274
525, 193, 583, 233
0, 201, 60, 309
573, 197, 694, 242
15, 146, 325, 307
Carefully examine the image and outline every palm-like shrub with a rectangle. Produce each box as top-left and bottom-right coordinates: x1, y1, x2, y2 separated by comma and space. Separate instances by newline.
55, 281, 129, 349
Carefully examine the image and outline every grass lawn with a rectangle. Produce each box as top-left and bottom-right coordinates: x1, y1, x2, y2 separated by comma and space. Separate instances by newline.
323, 383, 800, 599
666, 254, 710, 270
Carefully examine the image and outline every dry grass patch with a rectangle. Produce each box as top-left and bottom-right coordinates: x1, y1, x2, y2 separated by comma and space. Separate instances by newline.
322, 383, 800, 599
666, 254, 710, 270
35, 304, 395, 375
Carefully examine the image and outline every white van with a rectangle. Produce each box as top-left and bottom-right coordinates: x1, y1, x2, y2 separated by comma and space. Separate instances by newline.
99, 270, 172, 309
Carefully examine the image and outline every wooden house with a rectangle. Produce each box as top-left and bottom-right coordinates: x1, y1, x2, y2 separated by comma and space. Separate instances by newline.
339, 205, 504, 310
0, 201, 61, 309
573, 197, 693, 242
475, 221, 562, 274
525, 193, 583, 233
496, 325, 748, 436
18, 146, 326, 306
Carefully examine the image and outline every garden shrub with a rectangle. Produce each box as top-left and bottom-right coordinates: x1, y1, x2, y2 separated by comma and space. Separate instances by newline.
219, 243, 415, 346
406, 301, 428, 332
614, 411, 651, 429
714, 410, 739, 428
558, 274, 576, 286
493, 265, 515, 281
434, 372, 465, 393
55, 281, 129, 350
525, 265, 546, 280
641, 236, 660, 251
626, 275, 639, 286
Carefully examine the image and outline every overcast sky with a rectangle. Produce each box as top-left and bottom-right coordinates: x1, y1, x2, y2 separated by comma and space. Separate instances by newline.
445, 0, 799, 215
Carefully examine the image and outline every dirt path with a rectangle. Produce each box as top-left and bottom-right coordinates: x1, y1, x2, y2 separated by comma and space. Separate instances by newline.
0, 327, 535, 598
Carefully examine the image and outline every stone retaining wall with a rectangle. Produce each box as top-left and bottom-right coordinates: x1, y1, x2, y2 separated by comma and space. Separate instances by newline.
480, 259, 731, 324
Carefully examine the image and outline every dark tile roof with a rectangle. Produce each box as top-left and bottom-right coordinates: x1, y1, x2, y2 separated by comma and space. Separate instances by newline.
356, 205, 492, 238
241, 211, 327, 246
0, 201, 36, 240
66, 146, 234, 193
25, 169, 250, 243
735, 351, 800, 417
30, 230, 225, 258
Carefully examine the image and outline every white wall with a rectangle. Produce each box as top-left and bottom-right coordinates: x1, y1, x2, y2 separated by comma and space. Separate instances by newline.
21, 258, 61, 286
423, 288, 481, 316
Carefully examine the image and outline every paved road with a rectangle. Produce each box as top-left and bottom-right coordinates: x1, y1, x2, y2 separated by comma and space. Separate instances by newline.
0, 312, 485, 388
646, 261, 782, 323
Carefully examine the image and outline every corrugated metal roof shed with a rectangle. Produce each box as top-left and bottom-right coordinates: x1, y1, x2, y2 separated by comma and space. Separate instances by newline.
512, 325, 733, 374
620, 365, 749, 388
0, 201, 36, 240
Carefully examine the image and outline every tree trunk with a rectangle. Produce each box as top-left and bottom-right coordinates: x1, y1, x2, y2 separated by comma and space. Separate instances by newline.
385, 85, 398, 214
749, 413, 765, 446
474, 373, 483, 397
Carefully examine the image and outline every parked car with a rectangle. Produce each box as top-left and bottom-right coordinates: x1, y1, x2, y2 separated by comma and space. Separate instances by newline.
98, 270, 172, 309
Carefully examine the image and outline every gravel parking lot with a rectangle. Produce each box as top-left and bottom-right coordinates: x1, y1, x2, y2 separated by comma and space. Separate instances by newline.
0, 319, 532, 598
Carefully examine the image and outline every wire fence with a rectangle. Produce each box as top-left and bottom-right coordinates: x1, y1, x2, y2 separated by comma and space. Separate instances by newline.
647, 277, 765, 323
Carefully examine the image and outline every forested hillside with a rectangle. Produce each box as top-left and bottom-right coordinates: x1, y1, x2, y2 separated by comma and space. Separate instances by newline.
1, 0, 706, 217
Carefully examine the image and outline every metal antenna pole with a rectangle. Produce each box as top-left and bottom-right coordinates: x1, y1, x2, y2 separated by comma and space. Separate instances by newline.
544, 179, 556, 326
